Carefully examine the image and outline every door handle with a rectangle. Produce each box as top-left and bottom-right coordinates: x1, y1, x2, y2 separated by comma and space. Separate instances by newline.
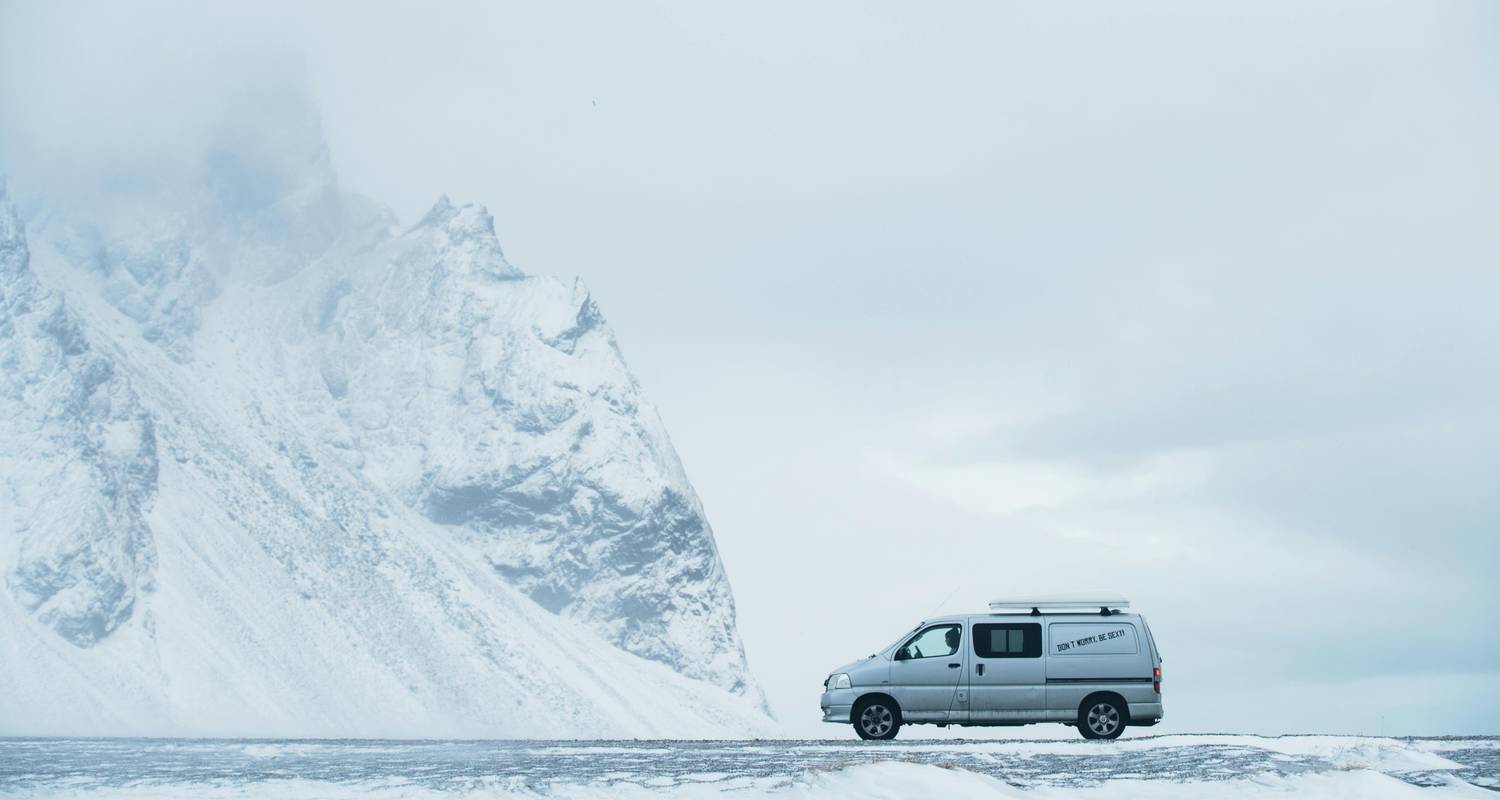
948, 663, 960, 669
976, 663, 985, 676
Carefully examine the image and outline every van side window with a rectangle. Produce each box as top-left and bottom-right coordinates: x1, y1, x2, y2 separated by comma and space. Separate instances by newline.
1048, 623, 1139, 655
972, 623, 1041, 659
897, 624, 961, 660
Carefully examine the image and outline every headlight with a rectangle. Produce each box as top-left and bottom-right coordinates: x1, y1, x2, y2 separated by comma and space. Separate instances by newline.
829, 673, 851, 690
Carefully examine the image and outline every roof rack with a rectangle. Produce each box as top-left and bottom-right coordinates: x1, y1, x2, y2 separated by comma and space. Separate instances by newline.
989, 593, 1130, 617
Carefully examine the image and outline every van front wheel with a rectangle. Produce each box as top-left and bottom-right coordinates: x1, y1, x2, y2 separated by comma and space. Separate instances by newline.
1078, 697, 1126, 740
852, 697, 901, 740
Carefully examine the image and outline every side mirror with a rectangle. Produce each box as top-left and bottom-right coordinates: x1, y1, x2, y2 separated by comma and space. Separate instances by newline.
894, 646, 910, 661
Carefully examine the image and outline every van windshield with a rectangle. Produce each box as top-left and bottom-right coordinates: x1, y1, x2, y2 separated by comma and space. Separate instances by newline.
876, 624, 923, 658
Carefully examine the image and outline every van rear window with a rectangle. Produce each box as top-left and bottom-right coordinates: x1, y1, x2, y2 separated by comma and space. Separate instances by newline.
972, 623, 1041, 658
1049, 623, 1139, 655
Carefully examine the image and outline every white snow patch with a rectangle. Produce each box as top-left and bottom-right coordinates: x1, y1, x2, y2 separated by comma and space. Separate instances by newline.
4, 762, 1490, 800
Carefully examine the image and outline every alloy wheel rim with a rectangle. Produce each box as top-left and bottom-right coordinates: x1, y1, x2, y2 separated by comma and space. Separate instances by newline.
860, 705, 893, 736
1087, 703, 1120, 735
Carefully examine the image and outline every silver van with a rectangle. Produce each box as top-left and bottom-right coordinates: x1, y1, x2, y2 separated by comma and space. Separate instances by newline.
819, 595, 1163, 740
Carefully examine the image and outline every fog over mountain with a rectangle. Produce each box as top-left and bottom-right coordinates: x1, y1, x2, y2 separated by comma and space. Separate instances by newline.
0, 85, 770, 736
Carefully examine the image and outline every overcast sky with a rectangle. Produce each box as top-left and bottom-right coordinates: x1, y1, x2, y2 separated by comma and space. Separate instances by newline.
3, 1, 1498, 736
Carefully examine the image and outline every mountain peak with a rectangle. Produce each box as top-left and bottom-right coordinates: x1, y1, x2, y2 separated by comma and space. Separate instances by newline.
417, 194, 456, 226
402, 196, 522, 280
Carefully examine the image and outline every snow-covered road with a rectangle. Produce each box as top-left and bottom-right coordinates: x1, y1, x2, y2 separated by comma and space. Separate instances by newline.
1, 736, 1494, 798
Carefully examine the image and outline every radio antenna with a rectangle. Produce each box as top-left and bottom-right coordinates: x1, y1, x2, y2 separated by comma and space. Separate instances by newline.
922, 583, 963, 622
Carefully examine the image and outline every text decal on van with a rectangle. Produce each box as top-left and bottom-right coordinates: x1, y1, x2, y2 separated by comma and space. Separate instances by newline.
1054, 628, 1128, 653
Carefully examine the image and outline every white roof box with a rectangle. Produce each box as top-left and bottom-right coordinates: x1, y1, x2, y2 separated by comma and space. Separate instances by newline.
989, 593, 1130, 613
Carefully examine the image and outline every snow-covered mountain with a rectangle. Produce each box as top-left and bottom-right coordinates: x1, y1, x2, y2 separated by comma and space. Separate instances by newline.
0, 112, 770, 737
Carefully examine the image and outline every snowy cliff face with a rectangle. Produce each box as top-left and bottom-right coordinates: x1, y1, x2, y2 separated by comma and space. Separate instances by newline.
275, 198, 754, 693
0, 125, 768, 736
0, 184, 158, 649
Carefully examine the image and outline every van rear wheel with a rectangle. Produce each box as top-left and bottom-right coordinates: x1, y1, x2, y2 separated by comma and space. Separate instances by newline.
1078, 697, 1126, 740
852, 697, 901, 740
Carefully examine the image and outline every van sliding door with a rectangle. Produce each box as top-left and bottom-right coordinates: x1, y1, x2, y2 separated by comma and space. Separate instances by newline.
968, 622, 1045, 721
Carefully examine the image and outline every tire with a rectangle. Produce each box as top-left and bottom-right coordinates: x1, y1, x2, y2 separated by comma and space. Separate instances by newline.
852, 697, 901, 740
1078, 696, 1126, 740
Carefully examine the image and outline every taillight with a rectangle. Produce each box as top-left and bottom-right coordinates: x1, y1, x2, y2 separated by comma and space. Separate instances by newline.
1153, 666, 1162, 694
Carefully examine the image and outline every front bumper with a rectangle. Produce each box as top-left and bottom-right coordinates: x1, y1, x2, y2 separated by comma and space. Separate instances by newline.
820, 689, 854, 723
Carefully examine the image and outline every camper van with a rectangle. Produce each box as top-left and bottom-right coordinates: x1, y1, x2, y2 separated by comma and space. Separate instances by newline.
819, 595, 1163, 740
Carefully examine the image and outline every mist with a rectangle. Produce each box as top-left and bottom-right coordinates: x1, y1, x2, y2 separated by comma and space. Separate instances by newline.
3, 0, 1498, 738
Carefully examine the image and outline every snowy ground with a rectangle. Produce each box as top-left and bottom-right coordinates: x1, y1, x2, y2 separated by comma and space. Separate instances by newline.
0, 736, 1495, 798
